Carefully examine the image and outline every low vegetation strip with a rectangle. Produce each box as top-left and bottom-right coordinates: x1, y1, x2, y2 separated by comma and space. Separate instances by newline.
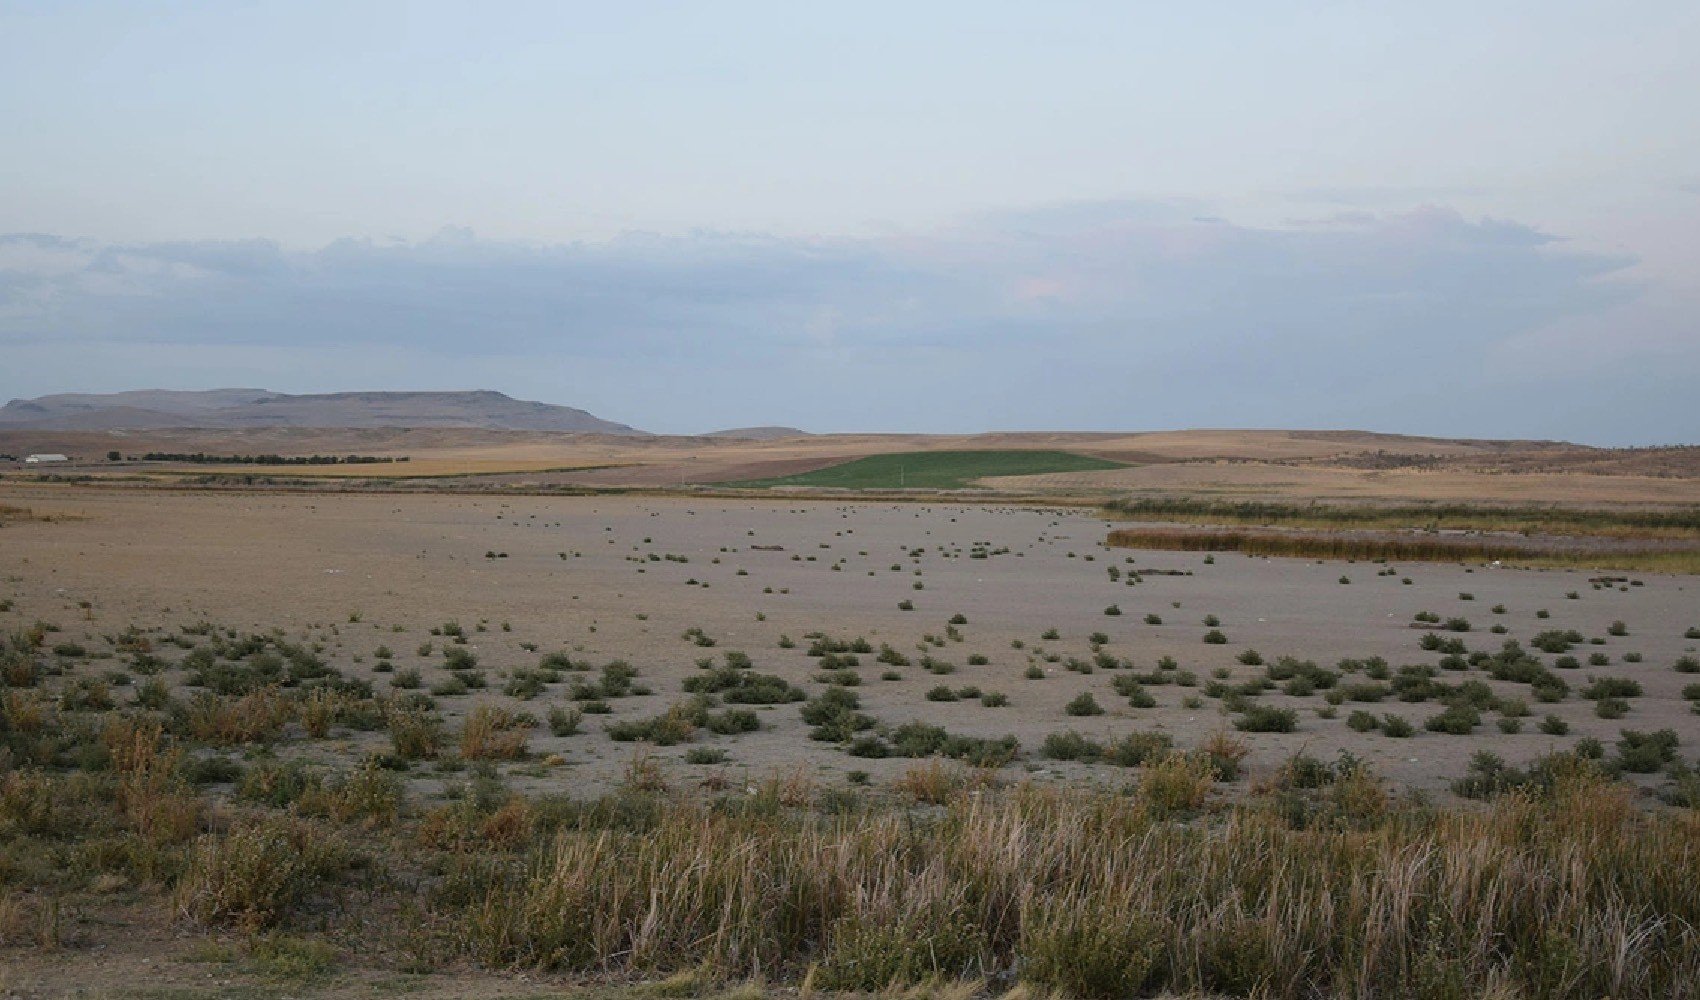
725, 450, 1125, 490
149, 462, 631, 481
1104, 497, 1700, 538
1105, 526, 1700, 572
0, 503, 76, 523
139, 452, 407, 465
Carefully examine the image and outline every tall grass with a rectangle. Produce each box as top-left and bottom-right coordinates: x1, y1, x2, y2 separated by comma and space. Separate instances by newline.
446, 775, 1700, 998
1104, 527, 1700, 572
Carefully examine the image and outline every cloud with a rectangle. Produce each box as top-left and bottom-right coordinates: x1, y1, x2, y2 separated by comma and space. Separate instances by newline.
1, 202, 1689, 442
1286, 184, 1496, 208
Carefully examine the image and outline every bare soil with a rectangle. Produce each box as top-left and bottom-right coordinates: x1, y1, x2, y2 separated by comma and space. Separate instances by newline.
3, 485, 1696, 799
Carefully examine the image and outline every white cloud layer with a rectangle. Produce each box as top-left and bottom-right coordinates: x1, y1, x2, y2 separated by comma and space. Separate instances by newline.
2, 202, 1693, 443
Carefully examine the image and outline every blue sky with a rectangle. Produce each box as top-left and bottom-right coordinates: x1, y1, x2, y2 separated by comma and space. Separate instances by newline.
2, 2, 1696, 441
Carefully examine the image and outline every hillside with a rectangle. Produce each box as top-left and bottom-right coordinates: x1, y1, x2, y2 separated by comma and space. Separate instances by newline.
703, 426, 811, 440
0, 389, 644, 434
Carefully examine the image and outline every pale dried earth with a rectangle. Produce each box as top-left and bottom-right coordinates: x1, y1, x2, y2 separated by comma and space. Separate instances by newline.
3, 485, 1696, 800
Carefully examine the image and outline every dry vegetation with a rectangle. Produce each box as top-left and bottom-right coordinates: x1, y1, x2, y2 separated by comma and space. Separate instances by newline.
1105, 527, 1700, 573
1103, 498, 1700, 538
5, 629, 1700, 1000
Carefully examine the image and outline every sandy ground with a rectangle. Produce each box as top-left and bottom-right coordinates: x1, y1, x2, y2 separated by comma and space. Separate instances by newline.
2, 486, 1697, 799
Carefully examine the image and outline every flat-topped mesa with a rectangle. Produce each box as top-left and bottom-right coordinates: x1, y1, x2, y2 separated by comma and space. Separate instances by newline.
0, 389, 646, 434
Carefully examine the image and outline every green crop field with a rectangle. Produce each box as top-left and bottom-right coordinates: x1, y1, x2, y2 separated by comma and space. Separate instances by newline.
725, 449, 1126, 490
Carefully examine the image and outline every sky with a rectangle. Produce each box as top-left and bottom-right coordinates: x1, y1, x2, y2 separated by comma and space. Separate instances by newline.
1, 2, 1697, 442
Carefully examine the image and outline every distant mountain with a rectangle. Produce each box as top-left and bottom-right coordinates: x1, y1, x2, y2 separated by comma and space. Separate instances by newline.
704, 426, 811, 440
0, 389, 645, 434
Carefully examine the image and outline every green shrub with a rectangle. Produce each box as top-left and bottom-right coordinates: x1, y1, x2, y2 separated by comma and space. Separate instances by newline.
1042, 731, 1103, 762
1380, 714, 1415, 738
1235, 706, 1297, 733
1424, 705, 1479, 735
1064, 692, 1104, 716
547, 705, 583, 737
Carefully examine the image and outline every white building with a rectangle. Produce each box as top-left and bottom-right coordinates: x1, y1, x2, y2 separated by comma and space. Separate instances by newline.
24, 454, 68, 463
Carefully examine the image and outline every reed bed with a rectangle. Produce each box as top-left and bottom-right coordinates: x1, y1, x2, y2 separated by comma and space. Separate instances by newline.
1103, 498, 1700, 539
1103, 526, 1700, 572
444, 779, 1700, 998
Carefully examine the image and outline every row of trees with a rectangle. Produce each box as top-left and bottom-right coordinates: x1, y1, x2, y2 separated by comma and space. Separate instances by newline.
125, 452, 407, 465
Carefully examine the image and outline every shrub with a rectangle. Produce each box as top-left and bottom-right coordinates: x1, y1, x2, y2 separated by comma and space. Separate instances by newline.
1581, 677, 1642, 700
1107, 731, 1173, 767
1425, 705, 1480, 735
682, 668, 804, 704
386, 707, 441, 759
800, 688, 873, 742
1615, 729, 1679, 773
547, 705, 583, 737
1235, 705, 1297, 733
1042, 731, 1103, 762
1064, 692, 1104, 716
1379, 714, 1415, 738
1595, 698, 1629, 720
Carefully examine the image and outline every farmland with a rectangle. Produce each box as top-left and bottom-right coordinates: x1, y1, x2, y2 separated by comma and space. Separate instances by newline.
724, 449, 1127, 490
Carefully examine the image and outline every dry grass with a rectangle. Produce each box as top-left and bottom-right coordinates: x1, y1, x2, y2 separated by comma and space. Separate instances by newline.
104, 717, 201, 842
459, 703, 531, 760
5, 677, 1700, 998
183, 687, 293, 745
450, 774, 1700, 997
1105, 526, 1700, 573
175, 817, 352, 931
1105, 497, 1700, 538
